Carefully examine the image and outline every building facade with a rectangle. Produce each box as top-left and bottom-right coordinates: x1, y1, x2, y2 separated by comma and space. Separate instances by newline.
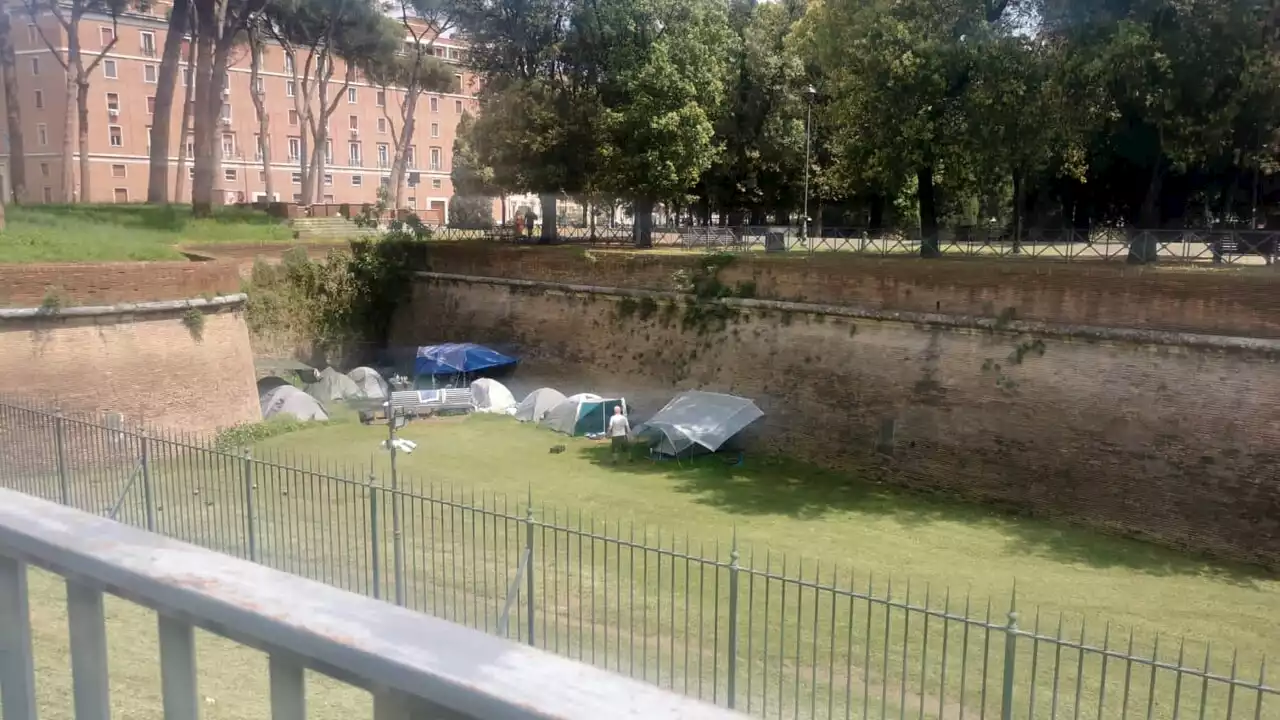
0, 4, 478, 220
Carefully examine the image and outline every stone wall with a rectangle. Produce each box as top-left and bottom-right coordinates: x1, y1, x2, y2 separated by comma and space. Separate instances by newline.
0, 260, 243, 308
427, 244, 1280, 338
396, 267, 1280, 567
0, 303, 260, 433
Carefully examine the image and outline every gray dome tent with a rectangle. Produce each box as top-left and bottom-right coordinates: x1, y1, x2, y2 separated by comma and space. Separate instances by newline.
261, 385, 329, 422
347, 366, 390, 399
306, 367, 361, 402
636, 391, 762, 456
514, 387, 567, 423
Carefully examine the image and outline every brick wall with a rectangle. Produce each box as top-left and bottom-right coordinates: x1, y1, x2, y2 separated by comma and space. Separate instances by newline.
427, 245, 1280, 338
0, 261, 243, 309
396, 277, 1280, 567
0, 308, 260, 433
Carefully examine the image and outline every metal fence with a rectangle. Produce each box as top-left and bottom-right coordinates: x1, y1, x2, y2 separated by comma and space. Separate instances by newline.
428, 226, 1280, 265
0, 397, 1274, 719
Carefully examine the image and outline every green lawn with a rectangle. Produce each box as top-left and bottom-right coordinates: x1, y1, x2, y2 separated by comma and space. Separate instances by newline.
0, 204, 294, 263
14, 413, 1278, 719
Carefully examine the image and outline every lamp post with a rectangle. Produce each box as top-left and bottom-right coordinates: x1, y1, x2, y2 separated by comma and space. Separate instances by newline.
802, 85, 817, 254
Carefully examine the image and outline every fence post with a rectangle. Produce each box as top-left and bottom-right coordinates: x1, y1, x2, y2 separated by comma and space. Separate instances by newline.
53, 410, 70, 506
243, 449, 258, 563
726, 533, 741, 710
524, 501, 536, 647
141, 432, 155, 532
1000, 588, 1019, 720
369, 475, 382, 601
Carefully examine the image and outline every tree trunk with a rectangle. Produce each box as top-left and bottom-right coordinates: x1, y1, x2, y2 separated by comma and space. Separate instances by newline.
1128, 162, 1164, 264
538, 193, 557, 243
918, 165, 940, 258
147, 0, 189, 203
76, 78, 91, 201
390, 90, 419, 209
248, 31, 272, 202
174, 36, 196, 202
0, 7, 27, 203
1011, 168, 1024, 254
632, 197, 654, 247
308, 131, 324, 203
190, 9, 216, 215
60, 73, 75, 201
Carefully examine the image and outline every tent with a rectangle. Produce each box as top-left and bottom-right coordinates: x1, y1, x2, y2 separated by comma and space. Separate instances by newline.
260, 385, 329, 422
347, 366, 390, 399
414, 344, 517, 385
636, 391, 763, 457
256, 375, 292, 396
471, 378, 517, 414
515, 387, 567, 423
540, 393, 628, 436
305, 367, 361, 402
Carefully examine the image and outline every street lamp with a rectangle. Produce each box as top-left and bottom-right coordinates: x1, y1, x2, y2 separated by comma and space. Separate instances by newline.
802, 85, 817, 254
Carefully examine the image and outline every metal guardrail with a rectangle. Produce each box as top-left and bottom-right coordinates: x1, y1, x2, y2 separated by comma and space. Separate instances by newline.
0, 488, 740, 719
0, 398, 1275, 719
426, 226, 1280, 265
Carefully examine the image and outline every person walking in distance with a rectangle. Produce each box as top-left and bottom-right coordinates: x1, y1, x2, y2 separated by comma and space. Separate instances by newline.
608, 405, 631, 463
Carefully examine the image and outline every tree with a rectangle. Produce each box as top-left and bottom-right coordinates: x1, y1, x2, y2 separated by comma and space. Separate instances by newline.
147, 0, 191, 203
247, 17, 273, 201
23, 0, 128, 202
174, 34, 197, 201
0, 5, 27, 203
363, 0, 454, 210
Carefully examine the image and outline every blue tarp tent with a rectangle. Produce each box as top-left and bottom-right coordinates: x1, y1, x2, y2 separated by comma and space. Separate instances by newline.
414, 343, 518, 387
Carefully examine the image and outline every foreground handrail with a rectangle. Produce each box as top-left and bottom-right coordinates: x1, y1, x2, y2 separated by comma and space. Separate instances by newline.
0, 488, 742, 719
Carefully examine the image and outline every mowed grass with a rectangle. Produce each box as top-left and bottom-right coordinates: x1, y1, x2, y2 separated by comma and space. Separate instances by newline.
0, 204, 294, 263
15, 413, 1278, 719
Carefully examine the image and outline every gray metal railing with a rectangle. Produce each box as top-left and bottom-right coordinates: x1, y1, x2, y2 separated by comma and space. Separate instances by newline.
0, 488, 739, 719
0, 397, 1274, 719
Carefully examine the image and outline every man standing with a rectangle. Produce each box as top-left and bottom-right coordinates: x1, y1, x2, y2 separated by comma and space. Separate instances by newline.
608, 405, 631, 463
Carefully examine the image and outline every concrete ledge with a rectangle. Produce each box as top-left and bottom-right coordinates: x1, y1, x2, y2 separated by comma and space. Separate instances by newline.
0, 293, 247, 321
421, 271, 1280, 354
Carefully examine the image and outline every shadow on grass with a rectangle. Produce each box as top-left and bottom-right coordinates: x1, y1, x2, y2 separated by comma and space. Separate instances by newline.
576, 444, 1276, 586
13, 203, 283, 232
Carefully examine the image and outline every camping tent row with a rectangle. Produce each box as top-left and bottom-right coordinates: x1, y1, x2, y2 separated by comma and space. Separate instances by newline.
516, 386, 764, 456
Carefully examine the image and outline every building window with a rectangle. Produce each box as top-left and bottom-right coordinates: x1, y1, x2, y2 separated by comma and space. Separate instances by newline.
111, 164, 126, 178
220, 103, 232, 122
221, 134, 234, 158
429, 146, 441, 171
259, 171, 267, 182
324, 173, 333, 186
376, 143, 389, 168
347, 87, 357, 104
30, 57, 38, 75
225, 168, 237, 181
26, 24, 36, 44
140, 30, 156, 57
454, 73, 462, 91
182, 67, 191, 86
109, 125, 123, 147
407, 146, 416, 169
113, 188, 128, 203
380, 176, 390, 187
351, 175, 362, 186
429, 96, 438, 113
185, 135, 194, 158
286, 80, 296, 97
43, 187, 52, 203
285, 54, 294, 74
40, 163, 49, 178
292, 193, 302, 202
291, 173, 301, 184
407, 196, 416, 208
348, 141, 361, 166
288, 109, 298, 126
430, 122, 439, 138
288, 137, 300, 161
455, 99, 463, 113
254, 77, 263, 94
254, 134, 265, 160
188, 167, 194, 179
325, 139, 333, 164
37, 123, 47, 146
349, 114, 358, 130
146, 96, 156, 114
377, 117, 386, 134
103, 59, 117, 79
432, 178, 442, 189
99, 26, 114, 46
143, 64, 157, 83
376, 90, 385, 107
106, 92, 120, 112
145, 125, 151, 152
34, 90, 42, 109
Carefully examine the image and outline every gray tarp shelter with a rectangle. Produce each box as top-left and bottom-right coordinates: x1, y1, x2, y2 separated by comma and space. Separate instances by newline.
637, 391, 763, 456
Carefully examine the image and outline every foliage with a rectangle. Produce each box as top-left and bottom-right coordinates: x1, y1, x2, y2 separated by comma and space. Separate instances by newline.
447, 196, 495, 229
213, 416, 334, 451
181, 307, 206, 341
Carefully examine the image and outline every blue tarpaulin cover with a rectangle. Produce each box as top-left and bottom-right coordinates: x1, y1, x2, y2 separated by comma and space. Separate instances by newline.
414, 343, 518, 376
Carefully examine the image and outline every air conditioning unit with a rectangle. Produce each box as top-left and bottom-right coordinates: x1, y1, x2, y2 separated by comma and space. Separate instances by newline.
221, 87, 230, 98
220, 117, 232, 127
349, 128, 359, 138
108, 108, 119, 118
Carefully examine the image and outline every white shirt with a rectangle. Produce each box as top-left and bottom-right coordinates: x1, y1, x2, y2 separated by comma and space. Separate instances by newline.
608, 413, 631, 438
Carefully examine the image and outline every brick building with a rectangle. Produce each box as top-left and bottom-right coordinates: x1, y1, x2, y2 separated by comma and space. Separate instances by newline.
0, 4, 478, 221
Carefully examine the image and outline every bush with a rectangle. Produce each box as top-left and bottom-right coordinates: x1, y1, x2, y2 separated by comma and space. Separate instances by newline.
447, 196, 495, 229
